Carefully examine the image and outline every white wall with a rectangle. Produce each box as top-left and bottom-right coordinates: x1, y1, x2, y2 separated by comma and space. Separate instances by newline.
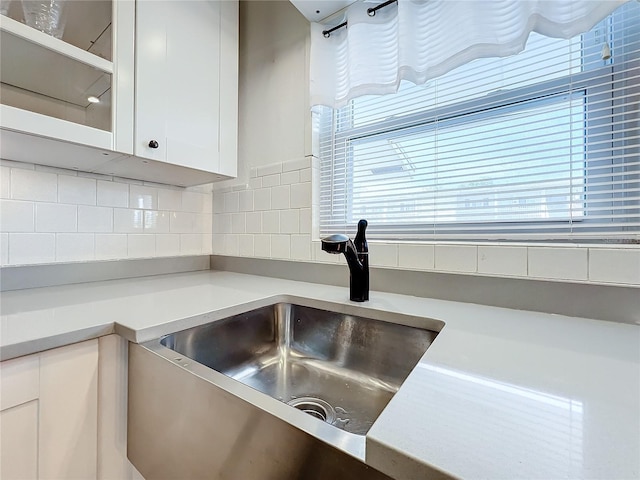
212, 1, 640, 288
235, 0, 311, 183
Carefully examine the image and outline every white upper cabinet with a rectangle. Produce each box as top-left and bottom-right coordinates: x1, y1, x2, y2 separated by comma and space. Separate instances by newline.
0, 0, 134, 170
97, 0, 238, 185
0, 0, 238, 186
136, 0, 237, 177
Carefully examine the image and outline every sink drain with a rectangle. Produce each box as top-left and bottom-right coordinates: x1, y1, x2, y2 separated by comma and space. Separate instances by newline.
287, 397, 336, 424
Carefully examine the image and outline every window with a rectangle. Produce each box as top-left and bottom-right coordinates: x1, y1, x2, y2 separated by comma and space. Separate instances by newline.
318, 2, 639, 242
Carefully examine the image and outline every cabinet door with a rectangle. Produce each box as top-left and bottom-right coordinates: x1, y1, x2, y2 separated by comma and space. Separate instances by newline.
0, 401, 39, 480
39, 340, 99, 479
135, 0, 236, 174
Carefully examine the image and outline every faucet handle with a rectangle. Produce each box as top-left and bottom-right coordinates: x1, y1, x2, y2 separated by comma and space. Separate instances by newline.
354, 219, 368, 255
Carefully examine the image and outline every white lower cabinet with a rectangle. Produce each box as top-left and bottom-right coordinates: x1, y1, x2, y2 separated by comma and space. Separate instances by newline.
0, 336, 142, 480
1, 400, 39, 479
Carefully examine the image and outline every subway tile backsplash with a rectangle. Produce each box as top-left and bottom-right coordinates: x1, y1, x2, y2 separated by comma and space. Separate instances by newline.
0, 160, 213, 265
213, 157, 639, 287
2, 157, 637, 288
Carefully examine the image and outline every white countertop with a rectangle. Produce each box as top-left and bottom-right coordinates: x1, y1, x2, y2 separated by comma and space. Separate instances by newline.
1, 270, 638, 479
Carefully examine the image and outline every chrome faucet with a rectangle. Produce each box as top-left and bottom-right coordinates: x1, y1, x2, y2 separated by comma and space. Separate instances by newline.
321, 219, 369, 302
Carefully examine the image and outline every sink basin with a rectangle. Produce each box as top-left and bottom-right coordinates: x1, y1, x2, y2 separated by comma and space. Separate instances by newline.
159, 302, 439, 435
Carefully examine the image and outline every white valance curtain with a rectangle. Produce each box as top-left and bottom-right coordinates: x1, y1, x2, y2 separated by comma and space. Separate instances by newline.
310, 0, 628, 108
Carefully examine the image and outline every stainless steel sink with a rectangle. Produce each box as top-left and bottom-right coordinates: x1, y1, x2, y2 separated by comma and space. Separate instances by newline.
159, 302, 438, 435
128, 299, 442, 479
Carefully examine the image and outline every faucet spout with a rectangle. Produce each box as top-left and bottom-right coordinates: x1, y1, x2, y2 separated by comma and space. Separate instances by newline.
321, 220, 369, 302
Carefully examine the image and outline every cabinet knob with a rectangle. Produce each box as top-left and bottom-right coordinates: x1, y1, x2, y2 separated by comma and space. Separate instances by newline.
148, 140, 159, 149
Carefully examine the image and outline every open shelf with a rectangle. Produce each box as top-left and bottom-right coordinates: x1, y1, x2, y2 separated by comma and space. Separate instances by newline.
0, 14, 113, 132
0, 14, 112, 72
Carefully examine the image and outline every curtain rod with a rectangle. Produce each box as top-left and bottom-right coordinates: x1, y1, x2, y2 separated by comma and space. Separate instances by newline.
322, 0, 398, 38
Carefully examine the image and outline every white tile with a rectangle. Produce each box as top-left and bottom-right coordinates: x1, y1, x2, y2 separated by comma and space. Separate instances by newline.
262, 211, 280, 234
0, 166, 10, 198
370, 243, 398, 267
398, 244, 434, 270
180, 234, 203, 255
299, 168, 312, 182
113, 209, 143, 233
202, 193, 213, 214
201, 213, 212, 234
58, 175, 96, 205
36, 203, 77, 233
253, 189, 271, 211
128, 234, 155, 258
589, 248, 640, 285
170, 212, 197, 233
78, 206, 112, 233
223, 234, 239, 256
435, 245, 478, 273
271, 234, 290, 259
0, 233, 8, 265
231, 213, 246, 233
290, 183, 311, 208
528, 247, 588, 281
201, 234, 213, 254
223, 191, 239, 213
271, 185, 290, 210
56, 233, 94, 261
187, 183, 213, 194
230, 235, 248, 257
281, 171, 300, 185
129, 185, 157, 210
478, 246, 527, 276
254, 234, 271, 257
299, 208, 312, 234
156, 188, 182, 211
212, 235, 224, 254
213, 214, 231, 234
212, 192, 225, 214
262, 174, 281, 187
193, 213, 206, 234
1, 200, 35, 232
248, 177, 262, 190
156, 234, 181, 256
143, 211, 170, 233
11, 169, 57, 202
9, 233, 55, 264
97, 181, 129, 208
239, 190, 254, 212
313, 240, 343, 264
257, 163, 281, 177
246, 212, 262, 234
250, 167, 258, 178
182, 192, 205, 213
282, 158, 311, 172
95, 234, 127, 260
291, 235, 311, 260
238, 235, 254, 256
280, 210, 300, 234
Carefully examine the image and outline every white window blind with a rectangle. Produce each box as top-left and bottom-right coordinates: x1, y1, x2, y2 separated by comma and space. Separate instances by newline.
318, 1, 640, 243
